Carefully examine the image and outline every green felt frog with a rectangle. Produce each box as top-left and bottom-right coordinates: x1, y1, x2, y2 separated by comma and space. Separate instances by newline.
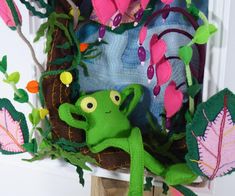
59, 84, 197, 196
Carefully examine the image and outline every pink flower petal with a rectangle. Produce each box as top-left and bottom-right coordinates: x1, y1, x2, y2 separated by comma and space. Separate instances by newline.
141, 0, 150, 9
156, 59, 172, 86
164, 81, 183, 118
151, 39, 167, 65
161, 0, 174, 5
139, 26, 147, 45
113, 0, 131, 14
149, 34, 159, 65
0, 0, 21, 28
92, 0, 117, 24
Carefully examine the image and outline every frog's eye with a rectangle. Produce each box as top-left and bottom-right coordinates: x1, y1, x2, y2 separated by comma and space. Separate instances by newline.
110, 91, 121, 105
80, 97, 97, 113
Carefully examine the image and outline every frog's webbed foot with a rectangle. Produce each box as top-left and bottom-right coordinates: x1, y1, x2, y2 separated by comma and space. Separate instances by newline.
164, 163, 198, 185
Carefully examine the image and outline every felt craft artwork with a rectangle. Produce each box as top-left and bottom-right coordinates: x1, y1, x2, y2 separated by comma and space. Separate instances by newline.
0, 0, 231, 195
186, 89, 235, 180
0, 98, 28, 154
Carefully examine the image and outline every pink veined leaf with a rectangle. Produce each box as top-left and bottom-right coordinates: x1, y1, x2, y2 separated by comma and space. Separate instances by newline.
161, 0, 174, 5
0, 0, 22, 29
0, 108, 25, 153
164, 81, 183, 118
139, 26, 147, 45
151, 39, 167, 65
141, 0, 150, 9
113, 0, 131, 14
192, 96, 235, 179
91, 0, 117, 24
156, 59, 172, 86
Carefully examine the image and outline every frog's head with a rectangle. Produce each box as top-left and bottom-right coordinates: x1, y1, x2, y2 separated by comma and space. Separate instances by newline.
59, 84, 143, 145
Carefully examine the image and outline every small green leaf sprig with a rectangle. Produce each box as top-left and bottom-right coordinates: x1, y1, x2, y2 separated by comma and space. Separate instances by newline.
0, 55, 43, 142
178, 0, 217, 116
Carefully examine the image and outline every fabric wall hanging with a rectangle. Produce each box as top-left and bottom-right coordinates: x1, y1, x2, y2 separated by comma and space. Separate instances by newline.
0, 0, 233, 196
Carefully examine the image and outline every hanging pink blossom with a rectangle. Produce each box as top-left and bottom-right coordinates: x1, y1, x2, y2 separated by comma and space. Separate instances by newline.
141, 0, 151, 9
113, 0, 131, 14
161, 0, 174, 5
164, 81, 183, 118
150, 39, 167, 65
156, 59, 172, 86
92, 0, 117, 24
0, 0, 22, 30
139, 26, 148, 45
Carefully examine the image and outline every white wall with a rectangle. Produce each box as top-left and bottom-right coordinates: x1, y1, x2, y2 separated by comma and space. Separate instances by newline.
0, 2, 91, 196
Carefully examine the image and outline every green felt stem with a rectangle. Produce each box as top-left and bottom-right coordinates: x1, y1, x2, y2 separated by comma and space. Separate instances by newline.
29, 125, 37, 142
185, 64, 195, 115
186, 0, 209, 25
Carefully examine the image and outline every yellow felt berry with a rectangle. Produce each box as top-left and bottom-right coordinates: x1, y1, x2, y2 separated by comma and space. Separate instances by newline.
60, 72, 73, 87
39, 108, 49, 119
69, 7, 80, 17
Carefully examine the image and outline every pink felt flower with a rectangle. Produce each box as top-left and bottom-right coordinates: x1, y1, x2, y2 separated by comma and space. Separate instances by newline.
0, 0, 22, 30
161, 0, 174, 5
92, 0, 117, 24
164, 81, 183, 118
150, 38, 167, 65
139, 26, 147, 45
156, 59, 172, 86
141, 0, 151, 9
113, 0, 131, 15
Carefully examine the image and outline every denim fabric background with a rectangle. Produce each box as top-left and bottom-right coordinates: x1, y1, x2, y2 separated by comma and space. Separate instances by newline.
77, 0, 208, 130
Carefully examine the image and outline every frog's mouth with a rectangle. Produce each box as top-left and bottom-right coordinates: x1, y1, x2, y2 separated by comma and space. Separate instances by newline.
105, 110, 112, 114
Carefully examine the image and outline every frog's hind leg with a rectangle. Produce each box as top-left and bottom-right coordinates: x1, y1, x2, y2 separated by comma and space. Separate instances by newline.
143, 151, 165, 176
127, 127, 145, 196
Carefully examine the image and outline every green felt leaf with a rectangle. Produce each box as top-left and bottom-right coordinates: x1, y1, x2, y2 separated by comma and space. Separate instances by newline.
56, 138, 86, 152
79, 61, 89, 76
29, 109, 41, 126
144, 177, 153, 191
162, 182, 169, 195
164, 164, 198, 185
23, 139, 38, 153
14, 89, 29, 103
50, 55, 74, 65
193, 25, 210, 44
4, 72, 20, 84
187, 83, 202, 98
0, 55, 7, 73
76, 166, 85, 186
55, 21, 72, 44
185, 110, 193, 123
208, 24, 217, 35
186, 88, 235, 178
55, 13, 71, 20
34, 22, 48, 42
56, 42, 71, 49
179, 46, 193, 65
187, 4, 199, 20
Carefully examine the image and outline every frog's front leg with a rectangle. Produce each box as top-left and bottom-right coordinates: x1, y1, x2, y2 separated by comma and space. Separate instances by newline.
90, 127, 145, 196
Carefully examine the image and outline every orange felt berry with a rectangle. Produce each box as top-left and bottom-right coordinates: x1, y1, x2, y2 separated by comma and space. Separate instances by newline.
26, 80, 39, 93
80, 43, 89, 52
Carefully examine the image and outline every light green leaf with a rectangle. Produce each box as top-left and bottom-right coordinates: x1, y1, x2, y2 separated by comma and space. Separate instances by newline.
187, 83, 202, 98
29, 109, 41, 126
34, 22, 48, 42
5, 72, 20, 84
14, 89, 29, 103
193, 25, 210, 44
208, 24, 217, 35
178, 46, 193, 65
0, 55, 7, 73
